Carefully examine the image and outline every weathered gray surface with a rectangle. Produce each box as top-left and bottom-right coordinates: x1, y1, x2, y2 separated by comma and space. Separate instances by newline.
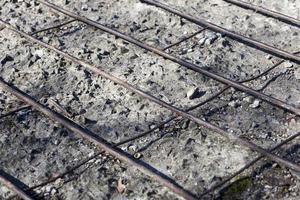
0, 0, 299, 199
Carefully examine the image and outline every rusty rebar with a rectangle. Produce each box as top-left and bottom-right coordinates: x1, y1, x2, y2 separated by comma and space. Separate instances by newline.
0, 170, 34, 200
224, 0, 300, 27
0, 105, 31, 120
31, 19, 76, 35
162, 27, 207, 50
35, 0, 300, 116
140, 0, 300, 64
2, 20, 300, 173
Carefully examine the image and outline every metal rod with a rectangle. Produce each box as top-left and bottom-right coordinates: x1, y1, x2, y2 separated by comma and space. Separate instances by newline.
140, 0, 300, 64
0, 78, 198, 200
1, 20, 300, 173
31, 19, 76, 35
200, 131, 300, 197
0, 105, 31, 120
224, 0, 300, 27
0, 170, 34, 200
35, 0, 300, 116
162, 27, 207, 50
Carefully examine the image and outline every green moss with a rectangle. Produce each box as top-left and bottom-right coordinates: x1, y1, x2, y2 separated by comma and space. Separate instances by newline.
219, 177, 253, 200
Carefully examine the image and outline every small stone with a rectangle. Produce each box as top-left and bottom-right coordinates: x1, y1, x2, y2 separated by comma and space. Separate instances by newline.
0, 24, 6, 31
243, 96, 254, 103
251, 122, 259, 129
266, 55, 272, 60
284, 61, 293, 68
120, 47, 130, 54
249, 99, 260, 108
34, 49, 44, 57
81, 4, 88, 11
272, 163, 278, 168
128, 144, 137, 152
181, 120, 190, 129
187, 48, 193, 53
264, 185, 272, 189
50, 188, 57, 195
149, 124, 157, 130
45, 186, 52, 193
1, 55, 14, 66
43, 36, 50, 43
219, 38, 230, 47
228, 100, 239, 108
134, 153, 142, 159
53, 140, 59, 145
198, 37, 206, 46
205, 32, 218, 45
186, 87, 205, 100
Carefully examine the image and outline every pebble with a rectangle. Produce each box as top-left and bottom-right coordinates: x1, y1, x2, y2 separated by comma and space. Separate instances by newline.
1, 55, 14, 66
45, 186, 52, 193
199, 33, 218, 46
228, 100, 239, 108
51, 188, 58, 195
186, 87, 205, 100
249, 99, 260, 108
284, 61, 293, 68
81, 4, 89, 11
134, 153, 142, 159
0, 24, 5, 31
266, 55, 272, 60
198, 37, 206, 46
219, 38, 229, 47
34, 49, 44, 57
243, 96, 254, 103
43, 36, 50, 43
128, 144, 137, 152
181, 120, 190, 129
205, 32, 218, 45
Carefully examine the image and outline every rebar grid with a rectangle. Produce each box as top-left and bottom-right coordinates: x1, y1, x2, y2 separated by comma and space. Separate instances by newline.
0, 0, 299, 199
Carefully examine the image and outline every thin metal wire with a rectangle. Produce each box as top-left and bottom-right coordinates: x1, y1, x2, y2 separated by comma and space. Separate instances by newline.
0, 105, 31, 120
224, 0, 300, 27
162, 27, 207, 50
31, 19, 76, 35
35, 0, 300, 116
1, 20, 299, 172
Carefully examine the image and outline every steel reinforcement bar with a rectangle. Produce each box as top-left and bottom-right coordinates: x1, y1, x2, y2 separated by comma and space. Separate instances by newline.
0, 170, 34, 200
